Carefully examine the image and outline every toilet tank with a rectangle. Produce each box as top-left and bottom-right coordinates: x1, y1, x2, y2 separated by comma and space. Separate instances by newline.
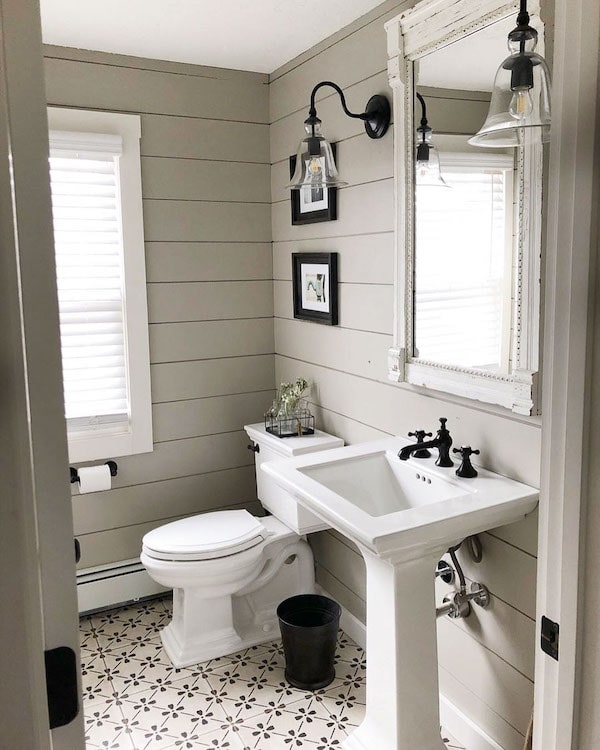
244, 422, 343, 534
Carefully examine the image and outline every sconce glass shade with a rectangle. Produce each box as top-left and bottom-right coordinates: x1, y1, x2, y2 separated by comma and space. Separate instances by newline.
289, 118, 348, 190
416, 129, 449, 187
469, 26, 551, 147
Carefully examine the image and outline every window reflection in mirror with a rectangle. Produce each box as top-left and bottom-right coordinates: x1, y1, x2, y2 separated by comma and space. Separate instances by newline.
414, 138, 514, 371
413, 17, 519, 374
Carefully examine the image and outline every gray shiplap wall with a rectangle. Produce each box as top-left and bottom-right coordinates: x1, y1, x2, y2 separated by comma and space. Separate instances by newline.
269, 2, 541, 747
43, 46, 274, 569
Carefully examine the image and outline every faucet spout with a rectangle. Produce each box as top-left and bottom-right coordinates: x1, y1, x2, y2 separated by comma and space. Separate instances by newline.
398, 417, 454, 467
398, 439, 439, 461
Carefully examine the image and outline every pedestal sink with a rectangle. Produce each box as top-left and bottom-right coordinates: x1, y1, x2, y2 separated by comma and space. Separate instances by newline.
262, 436, 538, 750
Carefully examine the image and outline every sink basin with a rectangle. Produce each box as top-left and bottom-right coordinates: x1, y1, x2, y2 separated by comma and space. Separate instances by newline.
263, 436, 538, 561
263, 435, 538, 750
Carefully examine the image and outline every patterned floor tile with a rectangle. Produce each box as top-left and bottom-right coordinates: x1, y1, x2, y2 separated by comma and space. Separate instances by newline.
83, 712, 131, 748
81, 596, 465, 750
124, 725, 175, 750
171, 722, 248, 749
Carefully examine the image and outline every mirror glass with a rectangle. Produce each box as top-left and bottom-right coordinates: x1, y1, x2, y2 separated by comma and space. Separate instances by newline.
413, 17, 523, 373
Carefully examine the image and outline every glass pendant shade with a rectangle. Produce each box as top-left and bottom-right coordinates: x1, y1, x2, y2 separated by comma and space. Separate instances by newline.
416, 129, 449, 187
469, 25, 551, 147
289, 118, 348, 190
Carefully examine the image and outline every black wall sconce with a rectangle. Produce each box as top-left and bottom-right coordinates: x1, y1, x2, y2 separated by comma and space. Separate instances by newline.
289, 80, 391, 191
415, 92, 448, 187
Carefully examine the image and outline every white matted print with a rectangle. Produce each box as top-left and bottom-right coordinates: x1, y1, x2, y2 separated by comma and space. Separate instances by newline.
301, 263, 329, 311
299, 158, 329, 213
289, 147, 338, 226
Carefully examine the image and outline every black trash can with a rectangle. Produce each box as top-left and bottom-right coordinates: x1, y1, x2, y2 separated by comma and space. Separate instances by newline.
277, 594, 341, 691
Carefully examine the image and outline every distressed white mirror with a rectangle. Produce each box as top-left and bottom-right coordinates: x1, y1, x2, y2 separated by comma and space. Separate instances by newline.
385, 0, 545, 415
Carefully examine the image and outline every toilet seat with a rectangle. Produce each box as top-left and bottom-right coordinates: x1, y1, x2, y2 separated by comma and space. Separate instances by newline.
142, 510, 269, 562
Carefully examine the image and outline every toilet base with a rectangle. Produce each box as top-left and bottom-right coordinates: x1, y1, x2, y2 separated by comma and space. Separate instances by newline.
160, 619, 244, 667
157, 535, 315, 668
160, 612, 281, 667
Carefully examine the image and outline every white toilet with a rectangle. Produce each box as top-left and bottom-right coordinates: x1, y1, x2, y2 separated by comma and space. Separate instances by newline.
140, 422, 342, 667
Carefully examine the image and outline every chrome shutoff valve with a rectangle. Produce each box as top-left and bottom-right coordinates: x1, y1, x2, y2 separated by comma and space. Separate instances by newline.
437, 583, 491, 619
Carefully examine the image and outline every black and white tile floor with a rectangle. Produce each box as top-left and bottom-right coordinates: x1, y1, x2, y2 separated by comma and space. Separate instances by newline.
80, 596, 465, 749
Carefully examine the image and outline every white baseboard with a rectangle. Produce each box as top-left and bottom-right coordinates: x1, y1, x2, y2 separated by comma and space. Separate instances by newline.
318, 585, 505, 750
315, 583, 366, 649
77, 559, 168, 614
440, 695, 505, 750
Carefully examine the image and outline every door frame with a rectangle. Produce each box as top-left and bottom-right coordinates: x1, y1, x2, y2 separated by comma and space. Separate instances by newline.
0, 0, 84, 747
534, 0, 600, 747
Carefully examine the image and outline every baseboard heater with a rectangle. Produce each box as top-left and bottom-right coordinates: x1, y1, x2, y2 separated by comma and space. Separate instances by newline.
76, 558, 168, 615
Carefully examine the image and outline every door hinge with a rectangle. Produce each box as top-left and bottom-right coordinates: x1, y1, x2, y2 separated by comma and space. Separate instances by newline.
541, 615, 559, 661
45, 646, 79, 728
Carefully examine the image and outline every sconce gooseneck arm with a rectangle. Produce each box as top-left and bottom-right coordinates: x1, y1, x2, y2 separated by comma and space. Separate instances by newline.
416, 92, 429, 130
300, 80, 390, 153
308, 80, 370, 121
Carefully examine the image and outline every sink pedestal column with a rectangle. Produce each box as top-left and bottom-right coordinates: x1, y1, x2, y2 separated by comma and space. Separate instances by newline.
343, 547, 447, 750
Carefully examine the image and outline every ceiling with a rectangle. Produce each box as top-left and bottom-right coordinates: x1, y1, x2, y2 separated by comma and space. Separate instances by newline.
39, 0, 388, 74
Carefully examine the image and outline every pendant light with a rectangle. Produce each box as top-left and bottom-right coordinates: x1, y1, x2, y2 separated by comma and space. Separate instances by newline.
469, 0, 551, 148
415, 93, 449, 187
289, 80, 390, 191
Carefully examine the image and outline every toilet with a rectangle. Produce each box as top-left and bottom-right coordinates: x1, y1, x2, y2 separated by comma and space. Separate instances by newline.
140, 422, 343, 667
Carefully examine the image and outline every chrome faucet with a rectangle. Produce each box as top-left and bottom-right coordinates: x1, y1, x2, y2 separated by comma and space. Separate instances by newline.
398, 417, 454, 467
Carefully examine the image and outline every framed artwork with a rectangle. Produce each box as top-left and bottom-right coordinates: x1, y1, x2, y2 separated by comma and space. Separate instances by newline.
289, 143, 338, 225
292, 252, 338, 326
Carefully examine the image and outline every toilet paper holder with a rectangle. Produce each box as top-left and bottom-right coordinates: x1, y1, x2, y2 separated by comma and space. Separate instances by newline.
70, 461, 118, 484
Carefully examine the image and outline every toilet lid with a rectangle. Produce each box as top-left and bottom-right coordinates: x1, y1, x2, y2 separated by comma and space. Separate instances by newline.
142, 510, 268, 561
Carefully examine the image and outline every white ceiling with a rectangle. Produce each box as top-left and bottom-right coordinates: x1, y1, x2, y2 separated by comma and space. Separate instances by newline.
39, 0, 388, 74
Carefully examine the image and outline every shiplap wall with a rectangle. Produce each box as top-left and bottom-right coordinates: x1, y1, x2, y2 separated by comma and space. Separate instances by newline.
269, 1, 541, 747
43, 46, 273, 570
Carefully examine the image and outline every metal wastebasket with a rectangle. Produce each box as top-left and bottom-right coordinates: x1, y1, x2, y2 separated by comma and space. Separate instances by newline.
277, 594, 341, 691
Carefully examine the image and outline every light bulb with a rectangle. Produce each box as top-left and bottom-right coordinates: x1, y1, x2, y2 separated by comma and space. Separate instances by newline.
509, 88, 534, 120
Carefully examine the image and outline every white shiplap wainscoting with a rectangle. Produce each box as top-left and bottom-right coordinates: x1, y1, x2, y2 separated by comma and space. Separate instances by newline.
44, 45, 274, 587
269, 1, 541, 747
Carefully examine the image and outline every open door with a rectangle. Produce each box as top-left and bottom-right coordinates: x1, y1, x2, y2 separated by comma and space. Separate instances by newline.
0, 0, 85, 747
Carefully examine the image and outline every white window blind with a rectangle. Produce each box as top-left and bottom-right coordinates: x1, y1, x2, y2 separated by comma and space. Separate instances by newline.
414, 153, 514, 371
49, 131, 130, 434
48, 109, 153, 464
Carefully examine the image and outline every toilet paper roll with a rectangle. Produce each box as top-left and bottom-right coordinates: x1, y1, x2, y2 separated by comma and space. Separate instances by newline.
78, 464, 112, 493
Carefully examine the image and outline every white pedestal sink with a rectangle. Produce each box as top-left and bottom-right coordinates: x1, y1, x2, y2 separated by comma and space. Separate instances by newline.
262, 437, 538, 750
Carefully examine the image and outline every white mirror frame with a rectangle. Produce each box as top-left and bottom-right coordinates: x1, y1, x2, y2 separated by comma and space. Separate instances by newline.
385, 0, 544, 416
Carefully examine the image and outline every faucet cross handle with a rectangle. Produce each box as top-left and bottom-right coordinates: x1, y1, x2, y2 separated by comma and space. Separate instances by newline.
407, 430, 433, 458
453, 446, 480, 478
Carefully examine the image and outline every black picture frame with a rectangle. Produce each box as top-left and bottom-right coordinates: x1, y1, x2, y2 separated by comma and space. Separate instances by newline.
292, 252, 338, 326
289, 143, 338, 225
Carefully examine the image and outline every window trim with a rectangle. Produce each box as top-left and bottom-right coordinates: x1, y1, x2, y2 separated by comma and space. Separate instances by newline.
48, 107, 153, 463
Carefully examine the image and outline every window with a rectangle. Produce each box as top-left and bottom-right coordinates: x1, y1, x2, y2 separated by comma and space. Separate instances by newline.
414, 149, 514, 372
48, 108, 152, 463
